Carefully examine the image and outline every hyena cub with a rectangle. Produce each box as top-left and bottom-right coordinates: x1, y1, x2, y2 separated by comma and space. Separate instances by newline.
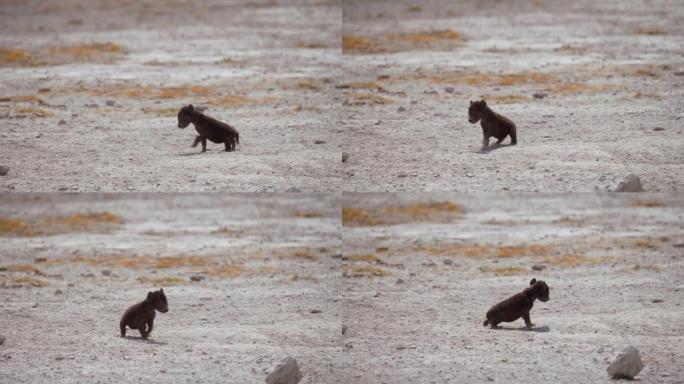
468, 100, 517, 149
177, 104, 240, 152
120, 288, 168, 338
483, 278, 549, 329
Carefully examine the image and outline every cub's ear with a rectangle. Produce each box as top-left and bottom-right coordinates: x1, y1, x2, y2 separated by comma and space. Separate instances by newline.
470, 100, 474, 105
480, 99, 487, 106
160, 288, 164, 292
147, 291, 153, 298
530, 278, 537, 285
188, 104, 194, 110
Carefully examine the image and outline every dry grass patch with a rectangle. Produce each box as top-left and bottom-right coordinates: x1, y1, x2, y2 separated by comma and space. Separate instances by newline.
291, 211, 324, 218
295, 42, 329, 49
478, 266, 526, 276
46, 42, 124, 61
343, 93, 394, 106
336, 82, 387, 92
1, 276, 48, 288
137, 276, 187, 286
0, 217, 30, 235
342, 264, 390, 278
0, 47, 34, 66
632, 27, 666, 36
481, 94, 529, 104
342, 35, 385, 54
343, 202, 461, 227
0, 95, 48, 105
416, 243, 552, 259
342, 254, 385, 264
42, 212, 120, 230
0, 264, 45, 275
140, 107, 179, 117
387, 30, 460, 44
631, 200, 665, 208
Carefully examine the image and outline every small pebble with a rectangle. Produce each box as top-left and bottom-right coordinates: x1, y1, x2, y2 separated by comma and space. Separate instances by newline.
105, 100, 115, 106
0, 166, 9, 176
54, 289, 63, 295
310, 309, 322, 314
533, 92, 548, 99
532, 264, 547, 271
190, 275, 204, 282
58, 119, 66, 125
653, 127, 664, 131
101, 269, 111, 276
652, 299, 664, 303
397, 106, 406, 112
445, 86, 455, 93
314, 140, 326, 144
342, 152, 349, 163
342, 325, 347, 335
443, 259, 453, 265
396, 278, 405, 284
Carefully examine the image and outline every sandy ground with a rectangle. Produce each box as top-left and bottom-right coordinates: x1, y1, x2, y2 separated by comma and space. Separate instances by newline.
341, 0, 684, 192
0, 0, 341, 192
0, 194, 341, 383
339, 193, 684, 383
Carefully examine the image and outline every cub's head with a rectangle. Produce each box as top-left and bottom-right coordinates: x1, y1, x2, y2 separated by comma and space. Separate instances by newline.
147, 288, 169, 313
177, 104, 194, 128
468, 100, 487, 124
529, 278, 549, 302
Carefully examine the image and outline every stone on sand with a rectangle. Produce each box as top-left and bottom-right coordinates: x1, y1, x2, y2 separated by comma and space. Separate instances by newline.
607, 346, 644, 379
614, 174, 643, 192
265, 356, 302, 384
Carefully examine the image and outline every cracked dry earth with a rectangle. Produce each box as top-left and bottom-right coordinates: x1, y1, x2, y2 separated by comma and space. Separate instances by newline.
0, 194, 341, 383
339, 193, 684, 383
341, 0, 684, 192
0, 0, 341, 192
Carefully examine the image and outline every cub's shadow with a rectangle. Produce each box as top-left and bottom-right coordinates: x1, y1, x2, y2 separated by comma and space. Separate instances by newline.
478, 143, 516, 154
490, 325, 550, 333
122, 336, 167, 345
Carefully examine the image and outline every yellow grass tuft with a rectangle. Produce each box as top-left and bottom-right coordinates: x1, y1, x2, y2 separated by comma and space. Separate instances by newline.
1, 276, 48, 288
0, 264, 44, 275
13, 107, 53, 118
631, 200, 665, 208
291, 211, 324, 218
0, 217, 29, 234
47, 42, 124, 60
200, 265, 246, 278
632, 27, 666, 36
137, 276, 187, 286
387, 30, 461, 44
343, 202, 461, 227
342, 207, 384, 227
342, 35, 384, 54
342, 254, 385, 264
480, 94, 529, 104
479, 266, 526, 276
343, 93, 394, 106
497, 245, 550, 258
342, 264, 390, 278
295, 42, 329, 49
383, 202, 461, 218
42, 212, 120, 229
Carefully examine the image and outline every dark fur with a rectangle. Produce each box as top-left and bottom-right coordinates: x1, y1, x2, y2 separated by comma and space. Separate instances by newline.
468, 100, 517, 148
177, 104, 240, 152
120, 288, 169, 338
483, 279, 549, 328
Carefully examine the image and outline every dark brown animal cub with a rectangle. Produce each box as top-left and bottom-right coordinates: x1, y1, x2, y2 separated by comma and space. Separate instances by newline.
177, 104, 240, 152
120, 288, 168, 338
468, 100, 517, 149
483, 278, 549, 329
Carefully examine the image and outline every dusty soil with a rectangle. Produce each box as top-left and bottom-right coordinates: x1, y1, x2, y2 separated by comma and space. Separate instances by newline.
0, 194, 341, 383
339, 193, 684, 383
341, 0, 684, 192
0, 0, 341, 192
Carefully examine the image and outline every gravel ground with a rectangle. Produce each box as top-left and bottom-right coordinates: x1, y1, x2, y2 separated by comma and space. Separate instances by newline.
339, 193, 684, 383
0, 194, 342, 383
0, 0, 341, 192
341, 0, 684, 192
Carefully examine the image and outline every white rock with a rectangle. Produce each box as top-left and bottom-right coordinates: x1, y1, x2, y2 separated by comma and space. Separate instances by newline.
265, 356, 302, 384
614, 174, 643, 192
607, 346, 644, 379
